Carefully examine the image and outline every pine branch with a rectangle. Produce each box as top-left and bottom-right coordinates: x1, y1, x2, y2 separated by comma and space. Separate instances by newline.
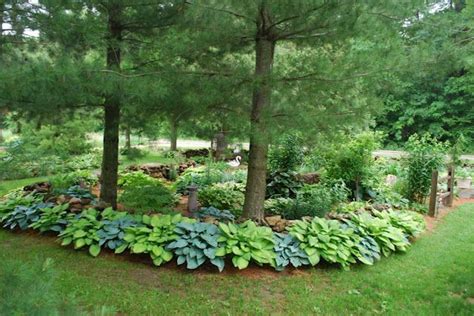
184, 1, 255, 22
280, 69, 391, 82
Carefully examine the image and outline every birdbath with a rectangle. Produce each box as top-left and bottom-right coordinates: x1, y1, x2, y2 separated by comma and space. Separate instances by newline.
187, 185, 199, 213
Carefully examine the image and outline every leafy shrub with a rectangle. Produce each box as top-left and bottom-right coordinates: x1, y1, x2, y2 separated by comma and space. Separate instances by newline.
403, 134, 445, 203
198, 182, 244, 216
63, 185, 96, 200
58, 209, 102, 257
194, 207, 236, 222
121, 147, 146, 160
97, 209, 139, 251
347, 212, 410, 257
175, 165, 246, 194
268, 134, 304, 172
266, 170, 303, 198
288, 217, 363, 268
118, 172, 177, 213
118, 214, 195, 266
336, 201, 367, 213
167, 222, 225, 271
264, 198, 294, 216
49, 171, 98, 192
30, 203, 71, 233
64, 152, 101, 172
323, 132, 381, 199
218, 221, 275, 269
273, 233, 310, 271
266, 182, 349, 219
2, 202, 54, 230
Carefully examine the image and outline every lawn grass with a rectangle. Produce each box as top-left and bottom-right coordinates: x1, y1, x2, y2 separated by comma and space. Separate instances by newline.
0, 203, 473, 315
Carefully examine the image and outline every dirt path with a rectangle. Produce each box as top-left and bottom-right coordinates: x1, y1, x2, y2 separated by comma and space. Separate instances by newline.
424, 198, 474, 232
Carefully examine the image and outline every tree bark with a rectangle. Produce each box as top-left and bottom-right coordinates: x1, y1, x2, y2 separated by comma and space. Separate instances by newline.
125, 125, 131, 150
170, 118, 178, 151
100, 6, 122, 208
243, 5, 275, 221
215, 130, 227, 161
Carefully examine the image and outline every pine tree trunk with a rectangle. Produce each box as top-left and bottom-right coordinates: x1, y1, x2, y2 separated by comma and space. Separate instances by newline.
170, 119, 178, 151
243, 6, 275, 221
100, 6, 122, 208
125, 125, 131, 150
0, 128, 3, 144
215, 131, 227, 161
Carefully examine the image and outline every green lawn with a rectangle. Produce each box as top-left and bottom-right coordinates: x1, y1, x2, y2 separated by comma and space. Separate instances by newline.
0, 203, 473, 315
0, 177, 48, 196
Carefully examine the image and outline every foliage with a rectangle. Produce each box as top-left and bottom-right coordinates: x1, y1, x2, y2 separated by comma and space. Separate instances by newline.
120, 147, 146, 160
266, 182, 349, 219
273, 233, 310, 271
63, 185, 96, 200
30, 203, 71, 233
2, 202, 54, 230
218, 221, 275, 269
194, 206, 235, 222
58, 209, 102, 257
49, 171, 98, 192
118, 171, 156, 188
118, 214, 195, 266
403, 134, 446, 203
167, 222, 225, 271
268, 134, 304, 172
97, 209, 139, 251
375, 210, 425, 238
264, 198, 294, 216
266, 170, 303, 199
288, 217, 364, 268
119, 175, 177, 214
198, 182, 245, 217
347, 212, 410, 257
323, 132, 381, 199
175, 166, 246, 194
336, 201, 367, 213
0, 191, 43, 218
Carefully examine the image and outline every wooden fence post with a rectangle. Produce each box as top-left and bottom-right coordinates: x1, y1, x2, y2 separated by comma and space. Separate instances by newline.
428, 170, 439, 217
446, 164, 454, 207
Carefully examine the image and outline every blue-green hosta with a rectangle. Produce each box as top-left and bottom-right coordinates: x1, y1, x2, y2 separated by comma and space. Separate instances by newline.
58, 209, 102, 257
288, 217, 362, 268
374, 210, 425, 238
117, 214, 195, 266
273, 233, 310, 271
167, 222, 225, 271
2, 202, 54, 230
218, 221, 275, 269
348, 212, 410, 257
30, 203, 71, 233
194, 207, 235, 222
97, 209, 139, 251
0, 191, 43, 219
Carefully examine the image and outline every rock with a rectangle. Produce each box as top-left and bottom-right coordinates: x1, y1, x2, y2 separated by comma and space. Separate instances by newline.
202, 216, 218, 224
81, 198, 92, 205
297, 172, 320, 185
69, 197, 82, 205
385, 174, 398, 186
265, 215, 282, 227
57, 195, 67, 204
273, 220, 288, 233
94, 200, 110, 211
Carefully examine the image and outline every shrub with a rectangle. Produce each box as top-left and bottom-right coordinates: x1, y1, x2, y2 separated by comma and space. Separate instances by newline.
268, 134, 305, 172
218, 221, 275, 269
403, 134, 446, 203
118, 172, 177, 213
266, 170, 303, 198
194, 207, 236, 222
2, 202, 54, 230
264, 197, 294, 216
63, 185, 96, 200
273, 233, 310, 271
374, 210, 425, 238
118, 214, 195, 266
167, 222, 225, 271
121, 147, 146, 160
288, 217, 363, 268
30, 203, 71, 233
198, 182, 245, 216
0, 191, 43, 218
97, 209, 140, 251
323, 132, 381, 200
347, 212, 410, 257
58, 209, 102, 257
49, 171, 98, 192
175, 165, 246, 194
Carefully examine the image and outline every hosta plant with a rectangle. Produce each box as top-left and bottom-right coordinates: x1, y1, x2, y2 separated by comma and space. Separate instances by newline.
58, 209, 102, 257
167, 222, 225, 271
273, 233, 310, 271
30, 203, 71, 233
0, 191, 43, 219
348, 212, 410, 257
63, 185, 96, 200
288, 217, 361, 268
117, 214, 195, 266
374, 210, 425, 238
97, 209, 139, 251
194, 207, 235, 222
2, 202, 54, 230
218, 221, 275, 269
